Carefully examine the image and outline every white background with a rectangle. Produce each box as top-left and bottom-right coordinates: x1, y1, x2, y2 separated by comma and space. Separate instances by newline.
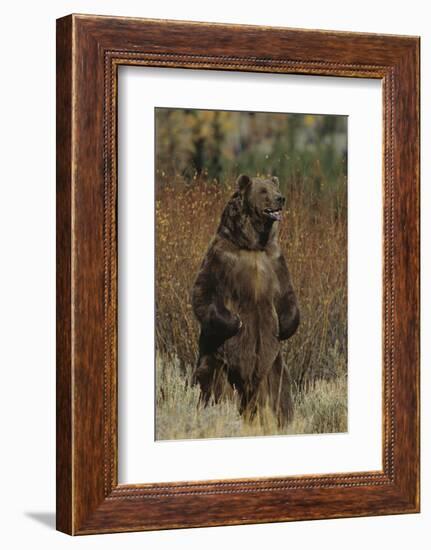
118, 68, 382, 483
0, 1, 428, 548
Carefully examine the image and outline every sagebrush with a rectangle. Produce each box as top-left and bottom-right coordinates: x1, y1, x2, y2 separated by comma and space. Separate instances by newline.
155, 353, 347, 440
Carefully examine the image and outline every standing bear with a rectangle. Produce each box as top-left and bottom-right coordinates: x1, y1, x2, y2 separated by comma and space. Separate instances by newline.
191, 174, 300, 425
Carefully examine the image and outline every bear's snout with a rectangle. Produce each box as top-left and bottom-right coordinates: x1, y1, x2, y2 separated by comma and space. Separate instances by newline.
276, 194, 286, 207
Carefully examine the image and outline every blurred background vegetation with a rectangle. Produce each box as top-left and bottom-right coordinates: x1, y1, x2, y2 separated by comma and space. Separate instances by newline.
154, 108, 348, 440
156, 108, 347, 206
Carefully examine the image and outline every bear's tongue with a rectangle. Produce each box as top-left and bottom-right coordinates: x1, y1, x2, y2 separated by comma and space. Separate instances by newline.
264, 207, 282, 221
266, 209, 282, 221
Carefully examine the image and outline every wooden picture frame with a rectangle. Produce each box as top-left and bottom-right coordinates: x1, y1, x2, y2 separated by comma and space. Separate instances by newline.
56, 14, 420, 535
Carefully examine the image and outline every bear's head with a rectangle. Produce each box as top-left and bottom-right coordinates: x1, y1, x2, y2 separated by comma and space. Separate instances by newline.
237, 174, 286, 223
218, 174, 286, 250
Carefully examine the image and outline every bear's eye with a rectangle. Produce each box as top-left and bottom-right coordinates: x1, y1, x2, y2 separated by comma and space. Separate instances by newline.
260, 189, 268, 195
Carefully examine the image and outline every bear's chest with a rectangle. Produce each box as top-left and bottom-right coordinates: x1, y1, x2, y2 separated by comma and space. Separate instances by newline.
226, 249, 279, 304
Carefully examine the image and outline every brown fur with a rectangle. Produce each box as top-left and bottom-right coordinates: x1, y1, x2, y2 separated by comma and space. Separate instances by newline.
191, 175, 300, 425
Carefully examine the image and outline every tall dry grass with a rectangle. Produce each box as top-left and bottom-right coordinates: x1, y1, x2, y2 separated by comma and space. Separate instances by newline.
155, 173, 347, 439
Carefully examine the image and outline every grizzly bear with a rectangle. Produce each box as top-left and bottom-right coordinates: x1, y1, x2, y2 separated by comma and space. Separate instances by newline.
191, 174, 299, 425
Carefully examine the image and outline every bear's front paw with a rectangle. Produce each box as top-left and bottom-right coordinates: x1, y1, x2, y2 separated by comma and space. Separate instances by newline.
221, 311, 242, 339
224, 313, 242, 339
205, 304, 241, 341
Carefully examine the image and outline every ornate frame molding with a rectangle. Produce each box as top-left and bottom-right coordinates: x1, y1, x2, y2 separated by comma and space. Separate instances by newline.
57, 15, 419, 534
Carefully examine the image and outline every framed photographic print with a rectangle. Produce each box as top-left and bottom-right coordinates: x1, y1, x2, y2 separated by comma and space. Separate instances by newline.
56, 14, 420, 535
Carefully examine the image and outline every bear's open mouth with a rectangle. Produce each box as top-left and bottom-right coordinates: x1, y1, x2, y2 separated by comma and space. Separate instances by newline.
263, 207, 283, 221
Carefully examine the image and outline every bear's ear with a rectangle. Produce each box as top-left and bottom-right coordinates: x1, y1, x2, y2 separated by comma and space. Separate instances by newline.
271, 176, 280, 188
236, 174, 252, 192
